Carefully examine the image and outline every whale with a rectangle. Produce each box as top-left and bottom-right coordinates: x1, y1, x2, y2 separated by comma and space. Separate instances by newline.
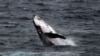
33, 15, 76, 46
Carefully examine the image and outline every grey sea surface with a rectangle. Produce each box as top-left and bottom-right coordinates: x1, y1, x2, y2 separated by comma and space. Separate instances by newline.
0, 0, 100, 56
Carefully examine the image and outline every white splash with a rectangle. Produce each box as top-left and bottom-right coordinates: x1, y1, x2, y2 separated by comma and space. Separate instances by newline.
65, 37, 77, 46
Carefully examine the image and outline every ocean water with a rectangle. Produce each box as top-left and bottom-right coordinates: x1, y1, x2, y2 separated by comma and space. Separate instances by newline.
0, 0, 100, 56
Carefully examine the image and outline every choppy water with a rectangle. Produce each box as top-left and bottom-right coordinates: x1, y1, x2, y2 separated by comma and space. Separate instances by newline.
0, 0, 100, 56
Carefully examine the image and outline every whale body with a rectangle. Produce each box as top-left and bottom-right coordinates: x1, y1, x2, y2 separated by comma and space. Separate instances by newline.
33, 15, 76, 46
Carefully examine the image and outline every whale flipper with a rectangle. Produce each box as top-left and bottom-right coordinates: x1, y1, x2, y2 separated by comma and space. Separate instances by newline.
44, 33, 66, 39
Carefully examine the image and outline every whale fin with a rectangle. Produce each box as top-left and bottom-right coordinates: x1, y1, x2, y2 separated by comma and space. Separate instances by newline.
44, 33, 66, 39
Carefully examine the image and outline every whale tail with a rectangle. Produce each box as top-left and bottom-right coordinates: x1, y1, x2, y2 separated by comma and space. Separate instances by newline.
33, 15, 76, 46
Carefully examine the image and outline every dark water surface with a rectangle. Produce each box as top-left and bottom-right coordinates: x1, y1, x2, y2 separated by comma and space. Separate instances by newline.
0, 0, 100, 56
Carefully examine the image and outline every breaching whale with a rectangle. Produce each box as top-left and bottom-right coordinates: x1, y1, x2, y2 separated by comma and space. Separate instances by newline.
33, 15, 76, 46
